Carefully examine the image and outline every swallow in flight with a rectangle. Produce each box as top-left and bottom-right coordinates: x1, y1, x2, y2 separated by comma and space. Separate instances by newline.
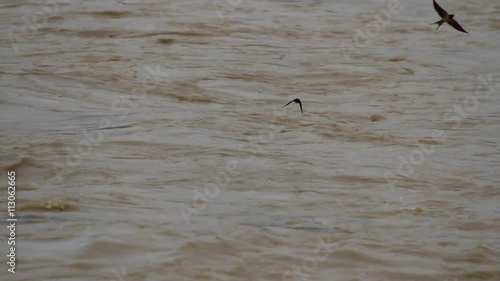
431, 0, 468, 34
282, 98, 303, 114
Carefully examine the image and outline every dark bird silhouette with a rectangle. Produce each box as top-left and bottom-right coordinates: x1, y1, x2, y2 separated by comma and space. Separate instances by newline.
282, 98, 303, 114
431, 0, 468, 34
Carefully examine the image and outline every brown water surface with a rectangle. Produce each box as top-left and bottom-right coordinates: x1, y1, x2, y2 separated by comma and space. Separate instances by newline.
1, 0, 499, 280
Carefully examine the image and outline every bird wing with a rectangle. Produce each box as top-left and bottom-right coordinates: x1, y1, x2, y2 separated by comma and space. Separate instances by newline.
448, 19, 468, 33
298, 100, 303, 114
433, 0, 448, 18
282, 100, 294, 108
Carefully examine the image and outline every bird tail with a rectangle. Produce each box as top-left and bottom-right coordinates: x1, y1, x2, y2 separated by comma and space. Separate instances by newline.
430, 20, 444, 30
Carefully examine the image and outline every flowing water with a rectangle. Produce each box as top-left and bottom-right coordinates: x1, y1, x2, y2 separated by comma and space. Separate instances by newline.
1, 0, 499, 280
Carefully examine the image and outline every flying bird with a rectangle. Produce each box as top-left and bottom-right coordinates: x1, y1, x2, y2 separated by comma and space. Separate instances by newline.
282, 98, 303, 114
431, 0, 468, 34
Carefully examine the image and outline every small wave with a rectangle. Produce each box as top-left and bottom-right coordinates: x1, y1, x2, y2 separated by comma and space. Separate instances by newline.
19, 199, 76, 212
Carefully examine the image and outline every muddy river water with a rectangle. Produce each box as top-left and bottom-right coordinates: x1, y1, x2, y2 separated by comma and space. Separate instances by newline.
1, 0, 499, 280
